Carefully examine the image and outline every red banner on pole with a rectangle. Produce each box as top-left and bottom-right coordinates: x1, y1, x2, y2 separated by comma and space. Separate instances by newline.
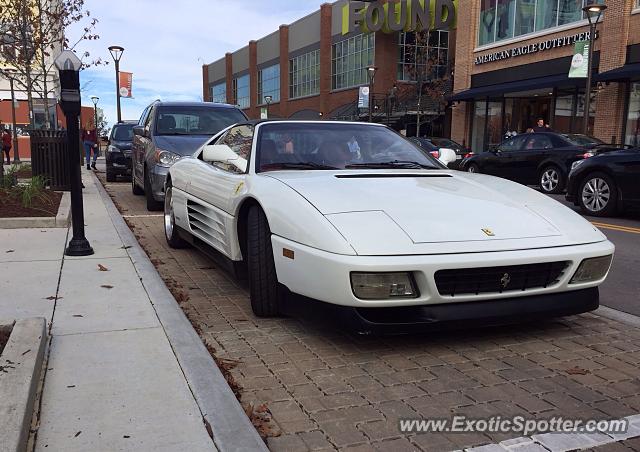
118, 71, 133, 98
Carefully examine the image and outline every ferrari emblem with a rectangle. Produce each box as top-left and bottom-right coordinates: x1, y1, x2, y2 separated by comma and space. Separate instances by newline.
500, 273, 512, 289
482, 228, 495, 237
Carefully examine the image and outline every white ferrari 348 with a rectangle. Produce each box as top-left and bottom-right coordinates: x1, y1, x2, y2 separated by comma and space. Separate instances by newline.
164, 120, 614, 329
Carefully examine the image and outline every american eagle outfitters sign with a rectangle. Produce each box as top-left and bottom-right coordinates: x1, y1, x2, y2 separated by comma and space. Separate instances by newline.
474, 30, 598, 66
342, 0, 457, 35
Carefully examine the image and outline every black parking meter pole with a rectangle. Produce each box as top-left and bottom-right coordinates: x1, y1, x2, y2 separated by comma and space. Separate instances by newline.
59, 69, 94, 257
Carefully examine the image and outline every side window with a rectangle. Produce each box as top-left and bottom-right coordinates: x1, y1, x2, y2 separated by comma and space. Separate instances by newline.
500, 136, 526, 152
524, 135, 553, 150
213, 125, 254, 173
144, 106, 155, 129
138, 106, 150, 126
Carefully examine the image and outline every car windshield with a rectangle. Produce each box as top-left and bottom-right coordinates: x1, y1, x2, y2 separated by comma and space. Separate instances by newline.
111, 124, 134, 141
257, 123, 441, 172
156, 106, 246, 136
564, 134, 604, 146
430, 138, 463, 150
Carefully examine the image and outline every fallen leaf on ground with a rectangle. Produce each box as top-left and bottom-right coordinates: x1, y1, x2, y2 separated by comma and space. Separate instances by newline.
123, 435, 130, 439
5, 250, 15, 253
74, 431, 81, 437
566, 367, 590, 375
45, 296, 56, 300
72, 315, 83, 318
21, 349, 31, 356
97, 264, 109, 272
121, 246, 132, 250
100, 285, 114, 289
67, 385, 76, 388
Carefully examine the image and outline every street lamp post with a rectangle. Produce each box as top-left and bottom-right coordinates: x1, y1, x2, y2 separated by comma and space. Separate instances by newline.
367, 66, 378, 123
90, 95, 99, 142
4, 69, 20, 163
55, 50, 94, 257
264, 95, 272, 118
582, 2, 607, 136
108, 45, 125, 124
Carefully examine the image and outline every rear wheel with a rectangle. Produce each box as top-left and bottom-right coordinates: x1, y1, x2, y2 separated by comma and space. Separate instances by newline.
467, 163, 479, 174
106, 166, 116, 182
579, 172, 618, 217
540, 166, 565, 194
144, 168, 163, 211
131, 170, 144, 195
164, 184, 189, 248
247, 206, 281, 317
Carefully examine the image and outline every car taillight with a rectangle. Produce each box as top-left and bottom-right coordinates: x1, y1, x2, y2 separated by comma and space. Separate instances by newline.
430, 150, 440, 159
464, 152, 475, 159
578, 151, 595, 159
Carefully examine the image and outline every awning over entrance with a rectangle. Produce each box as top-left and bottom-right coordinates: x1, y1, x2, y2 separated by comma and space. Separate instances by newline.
450, 74, 586, 101
595, 62, 640, 82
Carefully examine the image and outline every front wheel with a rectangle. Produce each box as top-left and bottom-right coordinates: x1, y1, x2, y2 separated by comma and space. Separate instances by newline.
164, 185, 189, 248
144, 168, 163, 211
540, 166, 565, 194
579, 172, 618, 217
106, 168, 116, 182
247, 206, 281, 317
131, 170, 144, 195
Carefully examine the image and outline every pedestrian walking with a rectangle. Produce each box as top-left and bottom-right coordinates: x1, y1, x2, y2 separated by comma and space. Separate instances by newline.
82, 122, 98, 170
2, 128, 12, 166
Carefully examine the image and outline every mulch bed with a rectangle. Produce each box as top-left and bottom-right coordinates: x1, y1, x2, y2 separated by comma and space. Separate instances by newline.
0, 190, 62, 218
15, 169, 33, 179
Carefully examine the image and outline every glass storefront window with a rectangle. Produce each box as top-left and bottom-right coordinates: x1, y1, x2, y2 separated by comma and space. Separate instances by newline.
233, 75, 250, 109
332, 34, 375, 90
398, 30, 449, 81
211, 82, 226, 104
487, 101, 503, 147
625, 82, 640, 147
478, 0, 600, 46
258, 64, 280, 104
554, 93, 575, 133
472, 101, 487, 152
289, 50, 320, 99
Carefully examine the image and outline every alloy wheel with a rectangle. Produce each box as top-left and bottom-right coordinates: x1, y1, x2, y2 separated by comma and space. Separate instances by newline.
541, 169, 559, 192
164, 186, 174, 240
581, 177, 611, 213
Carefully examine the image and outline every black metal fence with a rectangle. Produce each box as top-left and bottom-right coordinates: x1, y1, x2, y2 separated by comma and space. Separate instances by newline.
30, 129, 71, 191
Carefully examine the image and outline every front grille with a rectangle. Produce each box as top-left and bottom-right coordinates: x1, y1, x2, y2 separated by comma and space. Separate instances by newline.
435, 261, 570, 297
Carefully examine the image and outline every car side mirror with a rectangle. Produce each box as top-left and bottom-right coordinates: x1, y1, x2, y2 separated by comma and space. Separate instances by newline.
438, 148, 457, 166
202, 144, 247, 173
132, 126, 146, 137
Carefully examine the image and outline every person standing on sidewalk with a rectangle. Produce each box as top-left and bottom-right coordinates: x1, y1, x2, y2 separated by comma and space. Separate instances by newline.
82, 122, 98, 170
2, 128, 12, 166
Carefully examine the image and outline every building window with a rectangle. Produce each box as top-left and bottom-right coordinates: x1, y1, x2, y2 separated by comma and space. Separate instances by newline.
258, 64, 280, 104
210, 82, 226, 104
625, 83, 640, 147
331, 33, 375, 90
478, 0, 605, 46
289, 49, 320, 99
398, 30, 449, 81
233, 74, 250, 109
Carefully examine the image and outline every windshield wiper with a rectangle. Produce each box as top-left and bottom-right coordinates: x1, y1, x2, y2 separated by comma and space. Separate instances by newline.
345, 160, 436, 169
263, 162, 339, 170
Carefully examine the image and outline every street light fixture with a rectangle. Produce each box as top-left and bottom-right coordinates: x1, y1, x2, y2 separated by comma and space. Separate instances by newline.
3, 68, 20, 163
367, 65, 378, 123
55, 50, 94, 257
108, 45, 125, 123
581, 2, 607, 136
264, 95, 272, 118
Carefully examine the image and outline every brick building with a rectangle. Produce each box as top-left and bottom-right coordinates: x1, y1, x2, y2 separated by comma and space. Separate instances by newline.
451, 0, 640, 152
202, 0, 457, 137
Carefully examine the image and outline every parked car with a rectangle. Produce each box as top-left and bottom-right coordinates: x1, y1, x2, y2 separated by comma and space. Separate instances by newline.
566, 148, 640, 217
424, 137, 472, 170
460, 132, 613, 194
409, 137, 465, 169
105, 121, 136, 182
163, 120, 614, 331
131, 101, 247, 211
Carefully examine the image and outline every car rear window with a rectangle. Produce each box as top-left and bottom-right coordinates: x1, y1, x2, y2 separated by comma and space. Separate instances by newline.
111, 124, 134, 141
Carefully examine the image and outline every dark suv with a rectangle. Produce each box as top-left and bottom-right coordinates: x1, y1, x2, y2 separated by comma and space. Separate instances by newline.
106, 121, 136, 182
131, 101, 247, 210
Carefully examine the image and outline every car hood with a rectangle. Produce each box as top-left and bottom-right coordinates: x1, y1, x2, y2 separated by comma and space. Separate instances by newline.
111, 139, 132, 151
154, 135, 211, 156
267, 170, 606, 255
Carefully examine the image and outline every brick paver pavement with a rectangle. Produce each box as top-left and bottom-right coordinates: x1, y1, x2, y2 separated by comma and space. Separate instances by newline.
99, 175, 640, 452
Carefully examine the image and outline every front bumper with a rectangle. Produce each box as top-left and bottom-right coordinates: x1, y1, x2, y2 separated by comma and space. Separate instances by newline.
106, 152, 132, 175
149, 164, 169, 201
271, 235, 614, 308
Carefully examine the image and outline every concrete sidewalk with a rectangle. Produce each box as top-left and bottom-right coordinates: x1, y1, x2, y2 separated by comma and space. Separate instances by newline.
0, 169, 264, 451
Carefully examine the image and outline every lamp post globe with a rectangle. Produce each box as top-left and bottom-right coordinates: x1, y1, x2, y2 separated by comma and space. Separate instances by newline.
55, 50, 94, 257
264, 95, 272, 118
108, 45, 125, 123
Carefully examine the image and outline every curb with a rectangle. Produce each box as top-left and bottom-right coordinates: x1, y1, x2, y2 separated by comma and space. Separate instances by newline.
0, 192, 70, 229
595, 305, 640, 329
0, 317, 48, 452
93, 172, 268, 452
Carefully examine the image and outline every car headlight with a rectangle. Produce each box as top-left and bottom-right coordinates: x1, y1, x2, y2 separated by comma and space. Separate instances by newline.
107, 145, 121, 154
570, 255, 613, 284
154, 149, 181, 168
351, 272, 418, 300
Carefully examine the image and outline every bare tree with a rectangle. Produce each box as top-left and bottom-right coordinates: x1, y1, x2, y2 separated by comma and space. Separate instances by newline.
0, 0, 102, 129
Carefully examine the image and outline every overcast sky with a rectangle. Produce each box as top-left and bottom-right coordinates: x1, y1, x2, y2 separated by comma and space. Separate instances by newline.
70, 0, 322, 127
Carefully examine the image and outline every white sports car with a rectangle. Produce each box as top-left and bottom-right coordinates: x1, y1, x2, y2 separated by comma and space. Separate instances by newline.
164, 120, 614, 329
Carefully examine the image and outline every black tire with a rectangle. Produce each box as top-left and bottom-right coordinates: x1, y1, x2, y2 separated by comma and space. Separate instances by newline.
163, 184, 189, 248
578, 172, 618, 217
106, 168, 116, 182
144, 168, 163, 211
131, 171, 144, 195
539, 165, 565, 194
467, 163, 480, 174
247, 206, 280, 317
